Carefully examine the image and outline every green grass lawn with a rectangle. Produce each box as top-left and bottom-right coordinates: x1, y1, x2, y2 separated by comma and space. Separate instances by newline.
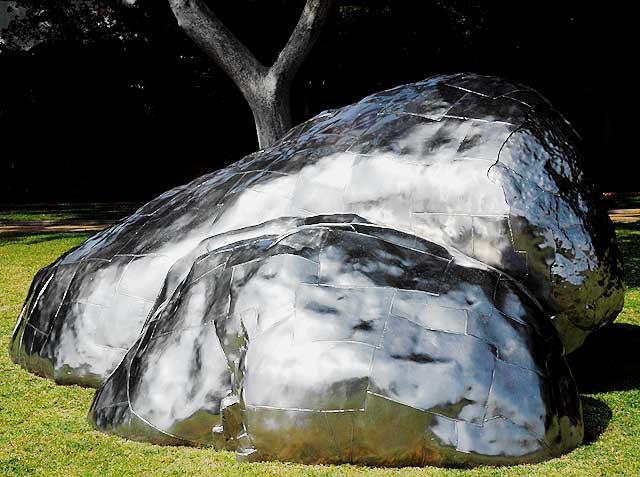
1, 224, 639, 477
0, 203, 140, 223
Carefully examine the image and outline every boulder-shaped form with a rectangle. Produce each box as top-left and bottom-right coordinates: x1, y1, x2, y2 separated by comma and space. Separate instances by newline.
90, 216, 583, 466
9, 73, 623, 465
10, 73, 623, 387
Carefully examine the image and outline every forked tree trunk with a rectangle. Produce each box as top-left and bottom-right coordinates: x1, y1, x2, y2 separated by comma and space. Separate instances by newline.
168, 0, 334, 149
247, 71, 293, 149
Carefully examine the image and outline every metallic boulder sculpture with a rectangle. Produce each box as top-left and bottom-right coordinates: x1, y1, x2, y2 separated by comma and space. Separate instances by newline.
10, 73, 624, 466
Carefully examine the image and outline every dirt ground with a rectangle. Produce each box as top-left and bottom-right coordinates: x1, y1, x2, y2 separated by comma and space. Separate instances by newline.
608, 209, 640, 224
0, 220, 114, 235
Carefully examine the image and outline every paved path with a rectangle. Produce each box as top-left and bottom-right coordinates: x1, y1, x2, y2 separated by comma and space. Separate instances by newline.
608, 209, 640, 224
0, 220, 114, 235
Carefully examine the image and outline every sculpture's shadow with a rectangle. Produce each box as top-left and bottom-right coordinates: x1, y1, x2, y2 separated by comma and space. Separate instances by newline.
580, 396, 612, 445
569, 323, 640, 393
614, 221, 640, 288
566, 218, 640, 443
568, 321, 640, 444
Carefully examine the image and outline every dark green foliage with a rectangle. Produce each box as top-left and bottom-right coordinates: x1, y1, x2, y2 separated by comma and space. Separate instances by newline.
0, 1, 634, 202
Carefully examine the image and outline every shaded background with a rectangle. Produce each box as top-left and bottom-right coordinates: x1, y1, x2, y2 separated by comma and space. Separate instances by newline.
0, 0, 634, 203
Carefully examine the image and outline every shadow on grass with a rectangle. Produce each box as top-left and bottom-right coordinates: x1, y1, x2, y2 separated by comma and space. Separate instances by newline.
568, 323, 640, 394
0, 202, 140, 223
0, 231, 95, 246
581, 395, 612, 444
605, 195, 640, 210
568, 321, 639, 445
615, 221, 640, 287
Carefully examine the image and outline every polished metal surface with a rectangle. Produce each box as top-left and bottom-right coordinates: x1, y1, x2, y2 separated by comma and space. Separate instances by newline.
10, 73, 623, 465
90, 216, 584, 465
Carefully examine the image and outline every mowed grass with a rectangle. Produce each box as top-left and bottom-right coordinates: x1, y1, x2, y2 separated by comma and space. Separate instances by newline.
0, 204, 140, 224
1, 224, 639, 477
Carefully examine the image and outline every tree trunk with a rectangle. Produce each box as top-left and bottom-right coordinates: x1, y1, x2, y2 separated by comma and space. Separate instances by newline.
168, 0, 334, 149
249, 82, 292, 150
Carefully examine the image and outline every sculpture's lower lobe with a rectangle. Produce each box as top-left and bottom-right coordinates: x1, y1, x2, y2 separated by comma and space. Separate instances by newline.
90, 216, 582, 466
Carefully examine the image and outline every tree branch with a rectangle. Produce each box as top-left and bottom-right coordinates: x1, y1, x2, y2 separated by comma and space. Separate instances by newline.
167, 0, 335, 148
271, 0, 334, 84
167, 0, 267, 98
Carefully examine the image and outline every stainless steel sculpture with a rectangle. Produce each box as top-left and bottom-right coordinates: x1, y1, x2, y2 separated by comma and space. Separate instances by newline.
10, 73, 624, 466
